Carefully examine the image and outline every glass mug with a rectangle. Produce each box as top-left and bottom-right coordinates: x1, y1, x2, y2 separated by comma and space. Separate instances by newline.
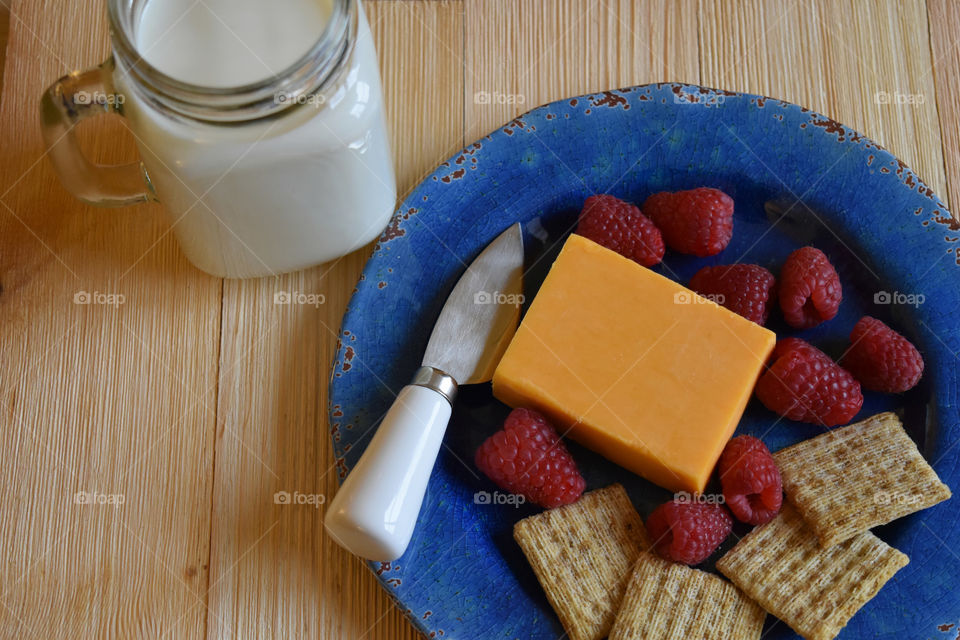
40, 0, 396, 278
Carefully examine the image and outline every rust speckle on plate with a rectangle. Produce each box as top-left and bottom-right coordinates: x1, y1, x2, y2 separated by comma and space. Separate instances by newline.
502, 117, 527, 136
810, 115, 846, 141
440, 169, 463, 183
934, 211, 960, 231
895, 158, 907, 177
378, 216, 407, 246
589, 90, 629, 110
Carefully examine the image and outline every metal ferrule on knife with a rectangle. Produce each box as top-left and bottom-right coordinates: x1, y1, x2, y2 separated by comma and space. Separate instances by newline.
410, 366, 458, 405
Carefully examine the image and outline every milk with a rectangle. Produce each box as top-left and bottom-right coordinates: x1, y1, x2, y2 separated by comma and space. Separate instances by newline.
116, 0, 396, 278
137, 0, 332, 87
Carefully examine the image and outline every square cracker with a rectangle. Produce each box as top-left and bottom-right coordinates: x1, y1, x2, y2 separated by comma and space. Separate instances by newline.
609, 552, 765, 640
774, 411, 951, 548
716, 504, 908, 640
513, 484, 650, 640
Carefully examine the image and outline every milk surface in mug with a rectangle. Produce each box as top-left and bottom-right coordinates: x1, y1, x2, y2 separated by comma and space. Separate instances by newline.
117, 0, 396, 278
138, 0, 332, 87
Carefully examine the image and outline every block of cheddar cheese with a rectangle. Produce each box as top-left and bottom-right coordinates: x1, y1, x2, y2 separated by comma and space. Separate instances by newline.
492, 234, 775, 493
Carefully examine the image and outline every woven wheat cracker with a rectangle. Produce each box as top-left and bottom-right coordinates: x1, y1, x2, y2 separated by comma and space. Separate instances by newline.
774, 411, 951, 548
610, 551, 765, 640
717, 504, 908, 640
513, 484, 649, 640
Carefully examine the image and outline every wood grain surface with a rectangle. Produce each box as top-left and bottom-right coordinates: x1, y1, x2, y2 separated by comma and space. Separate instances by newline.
0, 1, 955, 639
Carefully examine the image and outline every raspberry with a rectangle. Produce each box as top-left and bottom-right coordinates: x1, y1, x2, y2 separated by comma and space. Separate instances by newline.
779, 247, 842, 328
646, 500, 732, 565
642, 187, 734, 257
755, 338, 863, 427
717, 435, 782, 525
842, 316, 924, 392
689, 264, 776, 325
576, 195, 665, 266
475, 408, 585, 508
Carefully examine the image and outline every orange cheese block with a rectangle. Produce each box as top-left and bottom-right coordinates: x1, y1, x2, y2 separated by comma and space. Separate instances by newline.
492, 234, 776, 494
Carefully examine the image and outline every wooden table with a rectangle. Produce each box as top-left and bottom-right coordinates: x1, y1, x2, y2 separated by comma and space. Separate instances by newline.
1, 1, 957, 638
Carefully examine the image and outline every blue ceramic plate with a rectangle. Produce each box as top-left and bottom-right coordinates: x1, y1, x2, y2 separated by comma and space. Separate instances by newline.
329, 83, 960, 639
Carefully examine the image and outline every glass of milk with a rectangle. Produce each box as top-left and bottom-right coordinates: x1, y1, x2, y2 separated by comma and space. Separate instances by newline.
40, 0, 396, 278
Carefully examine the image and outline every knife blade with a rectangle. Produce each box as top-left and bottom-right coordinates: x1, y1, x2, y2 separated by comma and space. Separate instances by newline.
325, 223, 525, 561
422, 222, 524, 385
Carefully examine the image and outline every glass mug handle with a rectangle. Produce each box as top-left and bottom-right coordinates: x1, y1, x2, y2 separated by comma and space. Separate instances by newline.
40, 57, 156, 206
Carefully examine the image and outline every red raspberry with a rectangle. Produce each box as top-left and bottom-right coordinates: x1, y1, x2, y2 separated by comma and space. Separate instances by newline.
717, 435, 782, 525
689, 264, 776, 325
576, 195, 665, 266
642, 187, 734, 257
755, 338, 863, 427
779, 247, 842, 328
842, 316, 924, 392
475, 408, 585, 508
646, 500, 732, 565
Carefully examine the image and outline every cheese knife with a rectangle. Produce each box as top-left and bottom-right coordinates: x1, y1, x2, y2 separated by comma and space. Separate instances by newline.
325, 223, 525, 561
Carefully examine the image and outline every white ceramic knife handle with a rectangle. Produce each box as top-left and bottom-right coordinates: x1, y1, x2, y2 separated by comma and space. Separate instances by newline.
325, 376, 454, 561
